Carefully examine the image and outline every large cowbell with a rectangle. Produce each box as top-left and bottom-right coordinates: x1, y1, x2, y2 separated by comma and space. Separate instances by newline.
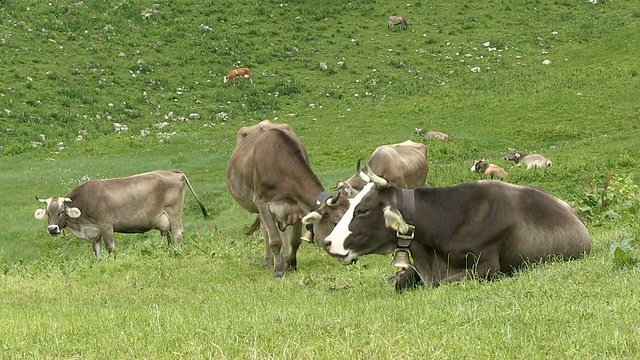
391, 249, 411, 269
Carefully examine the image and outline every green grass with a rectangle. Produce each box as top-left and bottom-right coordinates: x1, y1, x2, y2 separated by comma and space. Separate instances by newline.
1, 0, 640, 358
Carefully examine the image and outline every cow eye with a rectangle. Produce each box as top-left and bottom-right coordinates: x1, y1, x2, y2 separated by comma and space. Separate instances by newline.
354, 208, 368, 217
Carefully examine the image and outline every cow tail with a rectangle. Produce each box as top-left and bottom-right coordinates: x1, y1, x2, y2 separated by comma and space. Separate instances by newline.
180, 172, 209, 219
245, 216, 261, 235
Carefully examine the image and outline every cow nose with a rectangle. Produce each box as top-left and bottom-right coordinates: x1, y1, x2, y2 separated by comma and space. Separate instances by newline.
323, 240, 331, 252
47, 225, 60, 234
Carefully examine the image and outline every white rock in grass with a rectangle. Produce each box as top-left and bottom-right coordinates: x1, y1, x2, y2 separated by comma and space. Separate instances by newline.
114, 123, 129, 133
470, 67, 481, 73
542, 59, 551, 65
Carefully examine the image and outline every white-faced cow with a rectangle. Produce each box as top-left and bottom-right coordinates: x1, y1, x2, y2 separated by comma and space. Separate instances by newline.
226, 120, 337, 277
34, 170, 208, 257
504, 148, 552, 169
334, 140, 428, 198
322, 166, 591, 291
388, 16, 408, 30
223, 67, 253, 84
471, 159, 509, 180
303, 140, 428, 243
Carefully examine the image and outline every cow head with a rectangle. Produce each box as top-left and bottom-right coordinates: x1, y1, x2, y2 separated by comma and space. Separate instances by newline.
34, 196, 82, 236
503, 148, 524, 163
302, 189, 351, 245
322, 167, 409, 264
471, 159, 487, 173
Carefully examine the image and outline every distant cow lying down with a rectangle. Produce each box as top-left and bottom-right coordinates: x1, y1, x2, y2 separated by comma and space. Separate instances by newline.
504, 148, 552, 169
224, 67, 253, 84
413, 128, 449, 141
471, 159, 509, 180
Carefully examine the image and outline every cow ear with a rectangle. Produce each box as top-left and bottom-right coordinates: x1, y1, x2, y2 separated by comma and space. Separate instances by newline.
302, 211, 322, 225
34, 208, 47, 220
382, 205, 409, 233
66, 207, 82, 218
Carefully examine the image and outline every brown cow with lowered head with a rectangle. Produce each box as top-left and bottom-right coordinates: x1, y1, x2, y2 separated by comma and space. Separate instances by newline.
224, 67, 253, 84
226, 120, 339, 277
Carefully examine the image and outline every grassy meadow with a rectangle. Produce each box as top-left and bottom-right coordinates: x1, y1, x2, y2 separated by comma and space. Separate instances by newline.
1, 0, 640, 358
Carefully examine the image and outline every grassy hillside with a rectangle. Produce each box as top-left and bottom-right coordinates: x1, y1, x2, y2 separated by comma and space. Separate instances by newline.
1, 0, 640, 358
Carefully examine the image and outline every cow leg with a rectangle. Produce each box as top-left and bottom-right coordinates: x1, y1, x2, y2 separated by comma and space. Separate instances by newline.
257, 205, 286, 277
395, 267, 423, 292
284, 222, 302, 271
260, 225, 273, 269
99, 226, 116, 254
90, 237, 103, 258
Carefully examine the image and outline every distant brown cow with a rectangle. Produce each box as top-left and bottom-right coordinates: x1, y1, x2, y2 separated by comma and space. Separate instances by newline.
504, 149, 552, 169
224, 67, 253, 84
413, 128, 449, 141
388, 16, 408, 30
471, 159, 510, 180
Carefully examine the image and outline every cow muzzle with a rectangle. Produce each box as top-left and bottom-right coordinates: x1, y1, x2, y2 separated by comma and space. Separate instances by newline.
47, 225, 62, 236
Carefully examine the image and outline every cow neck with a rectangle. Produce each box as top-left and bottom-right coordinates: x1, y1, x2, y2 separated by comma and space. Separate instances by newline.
390, 188, 415, 250
400, 188, 416, 225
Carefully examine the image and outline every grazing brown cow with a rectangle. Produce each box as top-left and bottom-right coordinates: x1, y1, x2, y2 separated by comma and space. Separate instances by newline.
471, 159, 510, 180
388, 16, 408, 30
34, 170, 208, 256
224, 67, 253, 84
226, 120, 336, 277
322, 166, 591, 291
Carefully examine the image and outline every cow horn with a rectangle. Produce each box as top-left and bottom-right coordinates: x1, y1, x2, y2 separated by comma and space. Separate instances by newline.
35, 195, 47, 204
332, 181, 344, 191
327, 191, 341, 207
356, 158, 371, 183
365, 161, 388, 189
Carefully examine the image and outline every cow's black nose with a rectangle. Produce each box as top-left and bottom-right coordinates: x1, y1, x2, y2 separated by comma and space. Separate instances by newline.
323, 240, 331, 251
47, 225, 60, 234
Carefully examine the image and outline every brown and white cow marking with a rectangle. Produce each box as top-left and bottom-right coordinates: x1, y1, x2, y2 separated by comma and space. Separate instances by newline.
471, 159, 509, 180
224, 67, 253, 84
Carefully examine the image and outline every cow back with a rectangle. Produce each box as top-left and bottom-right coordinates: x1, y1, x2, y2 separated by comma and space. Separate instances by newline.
368, 140, 428, 188
227, 121, 324, 223
64, 170, 187, 232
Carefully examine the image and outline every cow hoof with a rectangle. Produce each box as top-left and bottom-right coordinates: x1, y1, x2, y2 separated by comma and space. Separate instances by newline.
285, 258, 298, 271
274, 264, 286, 278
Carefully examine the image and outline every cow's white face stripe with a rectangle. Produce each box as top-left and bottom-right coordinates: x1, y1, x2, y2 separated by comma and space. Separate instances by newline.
325, 182, 375, 258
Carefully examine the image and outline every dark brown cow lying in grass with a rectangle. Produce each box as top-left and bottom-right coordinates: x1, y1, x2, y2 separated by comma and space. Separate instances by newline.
34, 170, 208, 256
322, 166, 591, 291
